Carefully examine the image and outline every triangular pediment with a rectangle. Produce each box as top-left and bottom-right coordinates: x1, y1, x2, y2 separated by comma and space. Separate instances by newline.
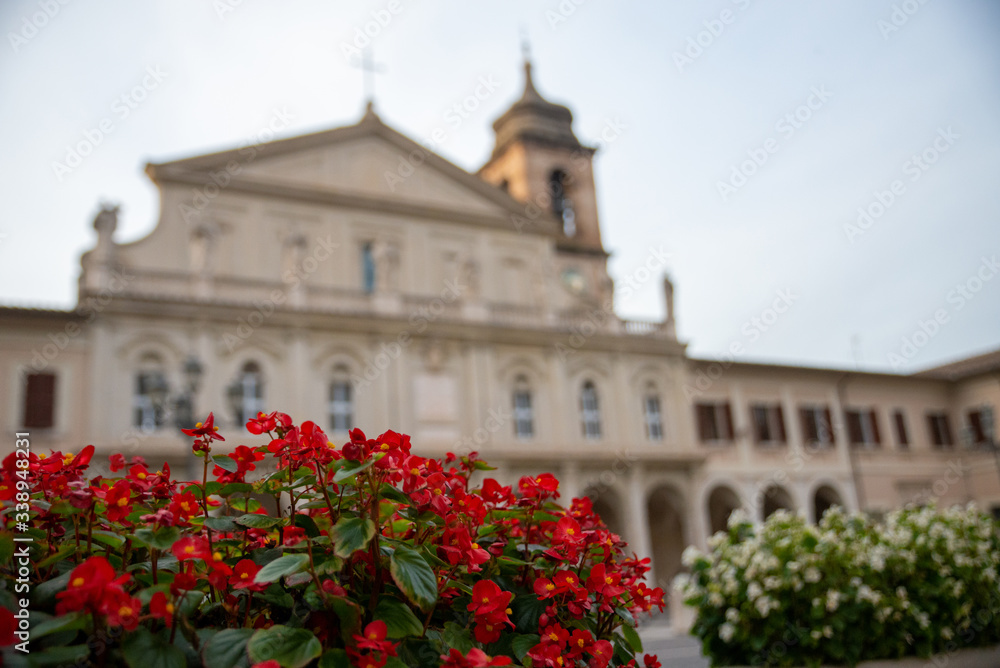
147, 111, 548, 225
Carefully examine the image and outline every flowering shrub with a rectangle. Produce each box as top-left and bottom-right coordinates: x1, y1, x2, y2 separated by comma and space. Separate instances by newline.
0, 412, 663, 667
676, 506, 1000, 667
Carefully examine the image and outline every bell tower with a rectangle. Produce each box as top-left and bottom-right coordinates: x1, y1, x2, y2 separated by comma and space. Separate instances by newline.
480, 60, 604, 253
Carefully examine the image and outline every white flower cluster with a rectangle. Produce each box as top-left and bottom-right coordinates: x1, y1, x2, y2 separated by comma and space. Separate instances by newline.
674, 503, 1000, 664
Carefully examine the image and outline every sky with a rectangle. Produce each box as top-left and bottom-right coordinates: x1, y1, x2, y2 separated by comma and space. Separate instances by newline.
1, 0, 998, 373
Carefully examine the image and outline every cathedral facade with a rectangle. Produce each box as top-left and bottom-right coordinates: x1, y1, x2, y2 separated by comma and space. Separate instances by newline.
2, 62, 999, 613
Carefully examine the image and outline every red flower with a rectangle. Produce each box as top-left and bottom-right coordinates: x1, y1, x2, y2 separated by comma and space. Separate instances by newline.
467, 580, 512, 617
184, 413, 225, 453
348, 620, 398, 668
230, 559, 266, 591
441, 648, 513, 668
589, 639, 614, 668
103, 588, 141, 631
101, 479, 133, 522
109, 453, 126, 472
643, 654, 662, 668
171, 536, 210, 562
56, 556, 118, 614
168, 491, 200, 522
586, 563, 625, 599
518, 472, 560, 499
251, 662, 281, 668
149, 591, 174, 627
0, 607, 15, 646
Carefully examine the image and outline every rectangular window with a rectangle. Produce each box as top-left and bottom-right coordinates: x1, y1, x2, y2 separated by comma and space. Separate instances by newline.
23, 373, 57, 429
845, 408, 880, 447
133, 371, 167, 431
644, 395, 663, 441
893, 410, 909, 449
513, 390, 534, 439
695, 402, 733, 442
329, 382, 353, 432
927, 412, 954, 448
581, 386, 601, 440
361, 242, 376, 294
799, 406, 834, 446
750, 403, 786, 444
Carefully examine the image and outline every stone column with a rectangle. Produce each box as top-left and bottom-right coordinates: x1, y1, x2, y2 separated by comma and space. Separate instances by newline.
625, 468, 652, 562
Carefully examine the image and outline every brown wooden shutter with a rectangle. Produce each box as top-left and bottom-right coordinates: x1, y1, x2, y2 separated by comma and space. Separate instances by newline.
869, 409, 881, 444
823, 408, 834, 443
695, 405, 710, 442
969, 411, 984, 443
846, 411, 863, 444
23, 373, 56, 429
942, 415, 954, 446
723, 403, 734, 440
894, 411, 909, 447
776, 405, 787, 442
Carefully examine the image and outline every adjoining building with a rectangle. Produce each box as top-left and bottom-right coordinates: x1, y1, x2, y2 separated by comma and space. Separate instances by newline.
2, 61, 998, 604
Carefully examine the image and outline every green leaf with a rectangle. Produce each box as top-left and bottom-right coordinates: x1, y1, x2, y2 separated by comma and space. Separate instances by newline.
31, 611, 88, 640
220, 482, 254, 496
621, 623, 643, 653
333, 457, 378, 483
235, 513, 282, 529
134, 525, 182, 551
33, 570, 72, 609
331, 516, 376, 559
378, 484, 412, 505
328, 595, 364, 644
318, 649, 351, 668
254, 553, 310, 584
122, 627, 186, 668
442, 621, 474, 654
205, 516, 238, 532
213, 455, 239, 472
389, 544, 438, 612
511, 594, 546, 633
374, 597, 424, 638
17, 645, 90, 666
293, 513, 321, 538
35, 544, 77, 570
0, 532, 14, 565
90, 530, 126, 550
247, 625, 322, 668
202, 628, 254, 668
512, 633, 540, 661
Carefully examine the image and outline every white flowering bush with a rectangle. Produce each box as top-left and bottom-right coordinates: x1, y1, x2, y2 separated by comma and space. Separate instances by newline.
675, 505, 1000, 667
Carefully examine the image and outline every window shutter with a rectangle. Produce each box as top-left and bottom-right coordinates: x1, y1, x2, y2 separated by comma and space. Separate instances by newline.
869, 410, 881, 444
23, 373, 57, 429
723, 403, 734, 440
942, 415, 954, 446
696, 405, 710, 441
823, 408, 834, 443
776, 406, 787, 442
799, 409, 813, 442
894, 411, 909, 447
846, 412, 863, 444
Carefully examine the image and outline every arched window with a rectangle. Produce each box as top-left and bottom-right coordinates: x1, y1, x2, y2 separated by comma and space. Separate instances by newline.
643, 383, 663, 441
361, 242, 376, 293
133, 353, 167, 431
580, 381, 601, 440
236, 361, 265, 425
549, 169, 575, 237
512, 375, 534, 440
329, 365, 354, 432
